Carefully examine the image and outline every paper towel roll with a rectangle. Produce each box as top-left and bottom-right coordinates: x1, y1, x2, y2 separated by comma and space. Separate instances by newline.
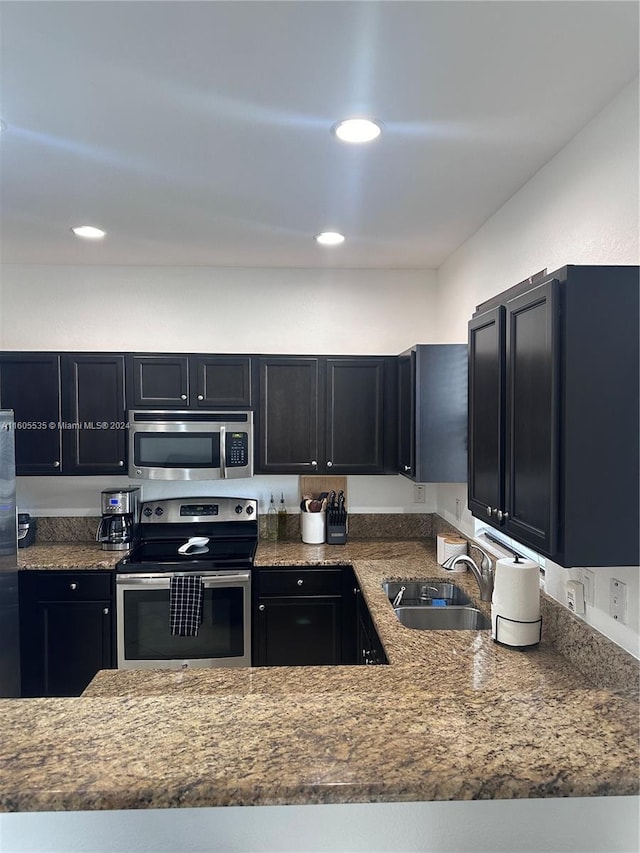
436, 535, 467, 567
491, 556, 541, 646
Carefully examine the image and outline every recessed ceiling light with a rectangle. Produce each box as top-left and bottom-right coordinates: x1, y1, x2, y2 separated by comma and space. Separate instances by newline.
71, 225, 106, 239
315, 231, 345, 246
332, 118, 382, 144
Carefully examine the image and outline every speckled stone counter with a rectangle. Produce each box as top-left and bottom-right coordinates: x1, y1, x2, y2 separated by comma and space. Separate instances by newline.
3, 538, 638, 813
18, 543, 120, 570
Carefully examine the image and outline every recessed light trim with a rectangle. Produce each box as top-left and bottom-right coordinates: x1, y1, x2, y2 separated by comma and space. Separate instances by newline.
332, 118, 382, 144
315, 231, 345, 246
71, 225, 106, 239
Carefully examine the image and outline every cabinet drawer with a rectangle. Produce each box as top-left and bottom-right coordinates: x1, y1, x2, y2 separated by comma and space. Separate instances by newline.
22, 571, 113, 601
258, 568, 343, 596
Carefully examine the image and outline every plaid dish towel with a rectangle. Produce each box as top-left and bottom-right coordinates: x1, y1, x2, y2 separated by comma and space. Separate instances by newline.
169, 575, 204, 637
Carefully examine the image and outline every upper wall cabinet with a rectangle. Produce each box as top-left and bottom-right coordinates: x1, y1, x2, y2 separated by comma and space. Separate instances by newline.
0, 353, 62, 474
128, 355, 252, 409
0, 353, 127, 475
62, 355, 127, 475
398, 345, 467, 483
257, 356, 396, 474
468, 265, 639, 567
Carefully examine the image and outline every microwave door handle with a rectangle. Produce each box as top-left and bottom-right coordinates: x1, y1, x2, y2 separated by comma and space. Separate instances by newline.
220, 426, 226, 478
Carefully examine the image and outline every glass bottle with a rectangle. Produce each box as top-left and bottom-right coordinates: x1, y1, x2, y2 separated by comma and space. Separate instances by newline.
277, 491, 288, 541
267, 493, 278, 542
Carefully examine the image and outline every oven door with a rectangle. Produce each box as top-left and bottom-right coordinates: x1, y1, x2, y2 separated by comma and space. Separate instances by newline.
116, 571, 251, 669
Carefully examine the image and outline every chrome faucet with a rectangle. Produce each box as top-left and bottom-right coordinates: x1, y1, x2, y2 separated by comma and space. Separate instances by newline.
442, 545, 494, 601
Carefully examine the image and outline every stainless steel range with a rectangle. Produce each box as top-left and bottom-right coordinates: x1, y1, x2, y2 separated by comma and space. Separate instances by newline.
116, 497, 258, 670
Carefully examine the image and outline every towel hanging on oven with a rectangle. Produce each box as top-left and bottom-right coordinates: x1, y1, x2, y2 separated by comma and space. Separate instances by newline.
169, 575, 204, 637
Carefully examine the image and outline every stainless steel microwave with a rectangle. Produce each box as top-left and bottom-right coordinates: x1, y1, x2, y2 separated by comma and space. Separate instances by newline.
128, 411, 253, 480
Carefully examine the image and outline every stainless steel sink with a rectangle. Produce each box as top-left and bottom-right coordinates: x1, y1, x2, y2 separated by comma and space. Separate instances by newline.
393, 605, 491, 631
382, 581, 472, 607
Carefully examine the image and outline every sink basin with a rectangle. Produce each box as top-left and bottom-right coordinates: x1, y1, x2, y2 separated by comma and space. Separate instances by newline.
383, 581, 472, 607
393, 605, 491, 631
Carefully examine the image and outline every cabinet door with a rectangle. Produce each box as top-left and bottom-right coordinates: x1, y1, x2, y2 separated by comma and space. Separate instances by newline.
468, 308, 505, 522
504, 280, 559, 555
62, 355, 127, 474
191, 356, 251, 407
254, 597, 341, 666
325, 358, 385, 473
0, 354, 62, 474
397, 352, 416, 478
258, 358, 319, 473
130, 355, 189, 407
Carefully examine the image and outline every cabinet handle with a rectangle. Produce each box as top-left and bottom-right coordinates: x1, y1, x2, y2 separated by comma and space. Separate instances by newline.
297, 579, 303, 586
70, 583, 77, 590
404, 465, 411, 472
180, 394, 187, 400
503, 511, 509, 520
327, 461, 333, 468
103, 607, 109, 615
118, 461, 124, 467
486, 506, 493, 516
197, 395, 204, 401
311, 460, 318, 468
53, 461, 60, 468
258, 604, 265, 611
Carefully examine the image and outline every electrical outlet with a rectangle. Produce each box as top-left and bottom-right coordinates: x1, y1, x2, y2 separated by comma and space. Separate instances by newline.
455, 498, 461, 522
414, 484, 425, 504
609, 578, 628, 624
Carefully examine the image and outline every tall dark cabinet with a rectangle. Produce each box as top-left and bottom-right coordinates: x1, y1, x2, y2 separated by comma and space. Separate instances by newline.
468, 265, 639, 566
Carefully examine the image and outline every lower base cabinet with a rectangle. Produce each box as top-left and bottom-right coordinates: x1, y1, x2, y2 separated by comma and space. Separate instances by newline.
19, 571, 115, 697
252, 566, 386, 666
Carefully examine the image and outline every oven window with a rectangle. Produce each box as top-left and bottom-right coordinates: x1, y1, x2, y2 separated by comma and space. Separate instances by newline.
122, 586, 245, 660
134, 433, 220, 468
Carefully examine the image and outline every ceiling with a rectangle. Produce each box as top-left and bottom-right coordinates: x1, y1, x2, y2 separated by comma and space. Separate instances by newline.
1, 1, 638, 269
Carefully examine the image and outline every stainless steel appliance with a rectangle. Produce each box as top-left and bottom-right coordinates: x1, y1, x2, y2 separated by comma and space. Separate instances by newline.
0, 410, 20, 696
116, 496, 257, 669
17, 512, 36, 548
96, 487, 141, 551
128, 411, 253, 481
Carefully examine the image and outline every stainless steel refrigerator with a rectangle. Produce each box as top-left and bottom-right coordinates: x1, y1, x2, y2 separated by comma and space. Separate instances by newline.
0, 410, 20, 696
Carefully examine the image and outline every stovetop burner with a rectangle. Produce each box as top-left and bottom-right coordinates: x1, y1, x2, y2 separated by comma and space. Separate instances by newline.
117, 496, 259, 573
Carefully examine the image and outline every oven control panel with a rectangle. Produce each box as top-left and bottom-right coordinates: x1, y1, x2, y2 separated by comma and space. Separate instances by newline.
139, 497, 258, 524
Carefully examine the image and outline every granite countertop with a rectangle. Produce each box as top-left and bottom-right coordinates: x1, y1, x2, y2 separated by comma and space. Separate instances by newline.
4, 538, 639, 812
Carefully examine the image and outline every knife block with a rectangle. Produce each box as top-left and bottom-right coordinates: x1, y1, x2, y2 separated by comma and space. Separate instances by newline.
326, 511, 348, 545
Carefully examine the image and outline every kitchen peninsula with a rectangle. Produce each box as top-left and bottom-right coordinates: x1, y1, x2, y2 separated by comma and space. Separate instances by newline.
2, 537, 638, 815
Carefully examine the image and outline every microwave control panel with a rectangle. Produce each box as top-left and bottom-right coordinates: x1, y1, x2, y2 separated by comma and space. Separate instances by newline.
226, 431, 249, 467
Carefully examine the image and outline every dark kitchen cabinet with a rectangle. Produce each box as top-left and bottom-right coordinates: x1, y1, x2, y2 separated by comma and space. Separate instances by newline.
468, 265, 639, 566
257, 356, 394, 474
0, 354, 62, 474
253, 567, 345, 666
129, 354, 252, 408
19, 571, 115, 697
398, 345, 467, 482
62, 354, 127, 474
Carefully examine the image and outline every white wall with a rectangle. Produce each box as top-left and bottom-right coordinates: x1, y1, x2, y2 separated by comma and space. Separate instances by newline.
434, 77, 640, 658
0, 266, 437, 355
1, 266, 438, 515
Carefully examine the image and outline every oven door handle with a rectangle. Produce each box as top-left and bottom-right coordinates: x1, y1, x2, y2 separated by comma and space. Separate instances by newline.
117, 571, 250, 585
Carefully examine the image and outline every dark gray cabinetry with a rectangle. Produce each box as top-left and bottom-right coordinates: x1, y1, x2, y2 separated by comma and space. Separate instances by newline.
398, 345, 468, 482
257, 356, 393, 474
468, 265, 639, 566
62, 354, 127, 474
0, 354, 62, 475
253, 567, 344, 665
129, 355, 251, 408
0, 353, 126, 475
19, 571, 114, 697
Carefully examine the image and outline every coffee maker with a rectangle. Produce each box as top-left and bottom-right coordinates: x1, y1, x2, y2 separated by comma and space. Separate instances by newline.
96, 488, 140, 551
